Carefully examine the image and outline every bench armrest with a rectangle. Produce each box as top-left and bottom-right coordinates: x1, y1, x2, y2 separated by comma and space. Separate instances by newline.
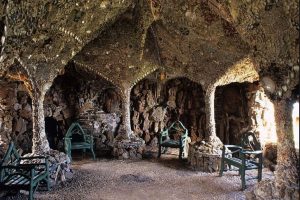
224, 145, 242, 152
224, 145, 243, 149
159, 130, 169, 144
221, 145, 242, 157
160, 130, 169, 137
241, 150, 262, 155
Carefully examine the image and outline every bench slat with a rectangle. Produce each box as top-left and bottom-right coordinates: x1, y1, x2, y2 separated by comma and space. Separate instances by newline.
6, 175, 22, 185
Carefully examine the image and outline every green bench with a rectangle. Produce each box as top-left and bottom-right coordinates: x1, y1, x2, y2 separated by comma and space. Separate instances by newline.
0, 142, 50, 200
64, 122, 96, 161
158, 120, 188, 159
219, 132, 263, 190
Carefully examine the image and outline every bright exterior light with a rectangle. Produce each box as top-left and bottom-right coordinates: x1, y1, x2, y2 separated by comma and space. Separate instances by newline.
256, 89, 277, 145
293, 102, 299, 149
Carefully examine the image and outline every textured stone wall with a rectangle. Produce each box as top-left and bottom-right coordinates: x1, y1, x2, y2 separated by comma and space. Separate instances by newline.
43, 66, 121, 152
215, 82, 278, 169
131, 77, 205, 151
215, 82, 251, 145
0, 79, 32, 158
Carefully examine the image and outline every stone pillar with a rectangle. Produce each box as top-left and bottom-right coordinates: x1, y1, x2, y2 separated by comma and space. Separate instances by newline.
31, 84, 50, 154
273, 100, 299, 198
119, 87, 132, 139
204, 85, 217, 139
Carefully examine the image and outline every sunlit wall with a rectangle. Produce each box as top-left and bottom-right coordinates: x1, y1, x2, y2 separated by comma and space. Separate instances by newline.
293, 102, 299, 149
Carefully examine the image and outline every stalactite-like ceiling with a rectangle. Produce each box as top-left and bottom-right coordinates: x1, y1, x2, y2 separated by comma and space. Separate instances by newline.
0, 0, 298, 90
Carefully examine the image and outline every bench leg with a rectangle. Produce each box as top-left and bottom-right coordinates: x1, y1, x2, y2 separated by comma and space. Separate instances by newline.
46, 175, 50, 191
258, 167, 262, 181
241, 168, 246, 190
82, 149, 86, 159
29, 186, 33, 200
91, 148, 96, 160
179, 147, 183, 160
219, 159, 225, 177
158, 145, 161, 158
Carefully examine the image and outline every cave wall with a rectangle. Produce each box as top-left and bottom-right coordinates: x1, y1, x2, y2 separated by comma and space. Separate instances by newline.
215, 81, 278, 168
0, 79, 32, 157
131, 77, 205, 150
43, 67, 121, 152
215, 82, 250, 145
215, 81, 276, 145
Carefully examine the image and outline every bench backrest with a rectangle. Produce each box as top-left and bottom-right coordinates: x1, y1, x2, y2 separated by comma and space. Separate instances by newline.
165, 120, 188, 139
65, 122, 87, 142
1, 142, 20, 166
241, 132, 262, 151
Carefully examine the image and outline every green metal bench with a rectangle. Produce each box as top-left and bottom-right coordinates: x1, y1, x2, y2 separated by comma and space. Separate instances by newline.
64, 122, 96, 161
0, 142, 50, 200
158, 120, 188, 159
219, 132, 263, 190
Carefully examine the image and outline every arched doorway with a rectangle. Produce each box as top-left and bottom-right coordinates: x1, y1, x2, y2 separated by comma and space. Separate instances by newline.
44, 64, 121, 157
130, 76, 205, 154
215, 81, 278, 169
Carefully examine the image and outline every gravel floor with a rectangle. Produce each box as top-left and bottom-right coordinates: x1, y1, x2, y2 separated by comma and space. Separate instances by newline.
2, 155, 274, 200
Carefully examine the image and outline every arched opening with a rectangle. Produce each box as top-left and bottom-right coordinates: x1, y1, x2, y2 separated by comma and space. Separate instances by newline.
0, 78, 32, 157
293, 102, 299, 150
215, 81, 277, 169
44, 64, 121, 157
131, 76, 205, 155
215, 82, 251, 145
292, 84, 299, 151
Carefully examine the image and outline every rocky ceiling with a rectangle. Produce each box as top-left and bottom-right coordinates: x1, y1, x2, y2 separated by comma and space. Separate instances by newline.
0, 0, 298, 93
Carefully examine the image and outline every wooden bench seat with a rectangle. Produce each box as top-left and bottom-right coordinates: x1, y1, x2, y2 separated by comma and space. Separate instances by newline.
0, 142, 50, 200
160, 139, 181, 148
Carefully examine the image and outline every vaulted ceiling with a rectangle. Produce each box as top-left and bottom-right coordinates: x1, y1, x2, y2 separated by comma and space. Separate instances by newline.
0, 0, 298, 93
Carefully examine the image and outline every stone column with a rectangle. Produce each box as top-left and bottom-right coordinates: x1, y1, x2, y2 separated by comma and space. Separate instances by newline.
273, 100, 299, 198
204, 85, 217, 139
31, 84, 51, 154
119, 87, 132, 139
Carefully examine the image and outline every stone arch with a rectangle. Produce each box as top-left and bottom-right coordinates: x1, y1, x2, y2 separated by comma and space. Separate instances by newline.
43, 63, 122, 153
214, 81, 272, 145
4, 59, 34, 95
130, 75, 205, 150
163, 77, 205, 140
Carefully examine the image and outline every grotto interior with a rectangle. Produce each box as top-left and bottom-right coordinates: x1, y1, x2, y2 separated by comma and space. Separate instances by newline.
0, 0, 299, 200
